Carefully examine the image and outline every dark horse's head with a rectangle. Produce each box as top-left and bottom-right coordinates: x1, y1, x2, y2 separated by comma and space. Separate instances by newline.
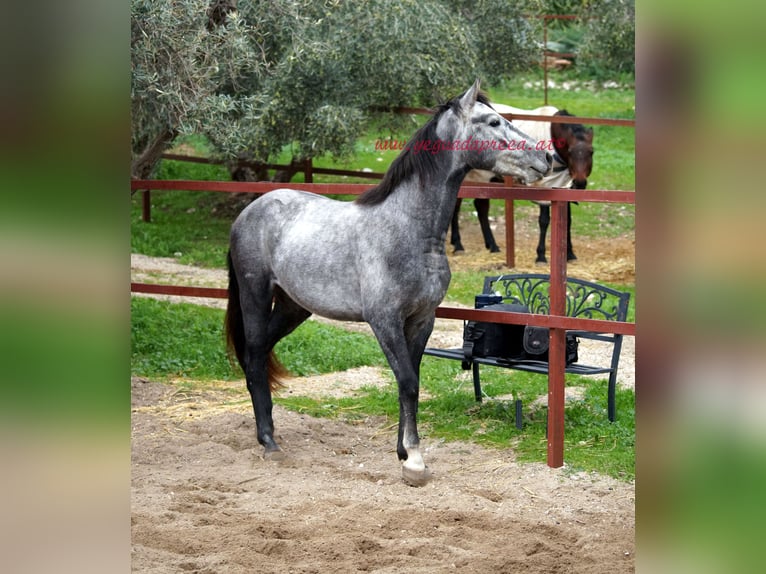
551, 110, 594, 190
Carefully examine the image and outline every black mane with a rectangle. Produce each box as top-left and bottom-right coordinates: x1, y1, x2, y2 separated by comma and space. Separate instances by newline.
356, 92, 492, 206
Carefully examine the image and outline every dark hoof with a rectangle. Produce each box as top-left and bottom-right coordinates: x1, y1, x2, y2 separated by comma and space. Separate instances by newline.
567, 254, 578, 262
263, 447, 286, 461
489, 246, 500, 253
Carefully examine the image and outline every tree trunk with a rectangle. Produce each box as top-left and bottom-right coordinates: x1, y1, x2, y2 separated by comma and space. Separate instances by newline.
131, 128, 177, 180
272, 157, 301, 183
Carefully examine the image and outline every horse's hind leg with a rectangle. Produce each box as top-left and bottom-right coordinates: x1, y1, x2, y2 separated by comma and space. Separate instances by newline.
474, 198, 499, 252
241, 282, 310, 458
536, 204, 550, 264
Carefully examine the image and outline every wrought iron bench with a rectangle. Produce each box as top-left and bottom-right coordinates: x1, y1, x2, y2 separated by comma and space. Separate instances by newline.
424, 274, 631, 422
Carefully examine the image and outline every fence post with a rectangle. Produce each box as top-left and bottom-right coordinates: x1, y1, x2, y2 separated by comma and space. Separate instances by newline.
543, 16, 549, 106
547, 199, 568, 468
304, 158, 313, 183
503, 176, 516, 268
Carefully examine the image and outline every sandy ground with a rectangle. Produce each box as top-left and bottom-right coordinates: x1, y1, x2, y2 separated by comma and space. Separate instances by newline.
131, 377, 634, 574
131, 211, 635, 572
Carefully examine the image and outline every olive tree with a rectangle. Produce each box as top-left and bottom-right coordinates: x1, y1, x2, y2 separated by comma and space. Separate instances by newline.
131, 0, 540, 180
577, 0, 635, 77
131, 0, 278, 178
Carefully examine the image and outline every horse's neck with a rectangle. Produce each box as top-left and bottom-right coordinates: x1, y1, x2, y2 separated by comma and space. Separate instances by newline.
386, 164, 467, 239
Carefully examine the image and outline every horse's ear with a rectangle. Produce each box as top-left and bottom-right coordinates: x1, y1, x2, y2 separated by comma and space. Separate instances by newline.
458, 79, 481, 113
585, 127, 594, 144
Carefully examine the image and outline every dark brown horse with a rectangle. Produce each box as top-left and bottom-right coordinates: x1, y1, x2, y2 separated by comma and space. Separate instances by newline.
450, 105, 593, 263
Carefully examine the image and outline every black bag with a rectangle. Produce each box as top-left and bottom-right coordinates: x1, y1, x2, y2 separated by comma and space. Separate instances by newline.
462, 303, 529, 366
462, 303, 578, 367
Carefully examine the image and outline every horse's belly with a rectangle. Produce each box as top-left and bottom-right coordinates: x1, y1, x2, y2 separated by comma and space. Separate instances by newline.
275, 221, 366, 320
271, 245, 365, 321
277, 273, 365, 321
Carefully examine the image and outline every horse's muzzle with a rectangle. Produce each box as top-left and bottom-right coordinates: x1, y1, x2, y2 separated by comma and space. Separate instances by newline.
572, 179, 587, 190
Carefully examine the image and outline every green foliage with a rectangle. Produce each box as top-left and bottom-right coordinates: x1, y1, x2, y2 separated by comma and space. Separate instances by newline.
131, 0, 546, 174
578, 0, 635, 78
235, 0, 485, 161
451, 0, 541, 80
131, 0, 263, 163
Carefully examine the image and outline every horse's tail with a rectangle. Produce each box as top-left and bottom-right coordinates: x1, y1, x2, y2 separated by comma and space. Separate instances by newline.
224, 251, 287, 393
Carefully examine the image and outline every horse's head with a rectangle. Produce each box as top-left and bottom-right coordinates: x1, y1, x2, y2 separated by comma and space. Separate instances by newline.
552, 110, 594, 190
443, 80, 551, 185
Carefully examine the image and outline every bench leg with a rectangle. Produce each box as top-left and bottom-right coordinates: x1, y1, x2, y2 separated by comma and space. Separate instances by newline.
472, 362, 482, 402
608, 373, 616, 422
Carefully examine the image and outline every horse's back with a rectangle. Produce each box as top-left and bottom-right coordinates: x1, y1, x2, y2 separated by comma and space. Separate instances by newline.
492, 103, 558, 117
492, 103, 558, 144
231, 188, 351, 245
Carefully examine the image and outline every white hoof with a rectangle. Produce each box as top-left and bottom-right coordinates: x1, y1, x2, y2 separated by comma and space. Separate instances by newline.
402, 464, 432, 486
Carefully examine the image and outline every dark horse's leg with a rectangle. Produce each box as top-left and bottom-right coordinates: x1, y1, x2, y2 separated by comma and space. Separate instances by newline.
450, 198, 465, 253
474, 198, 500, 252
227, 256, 310, 458
535, 203, 577, 263
255, 289, 311, 456
536, 204, 550, 264
566, 203, 577, 262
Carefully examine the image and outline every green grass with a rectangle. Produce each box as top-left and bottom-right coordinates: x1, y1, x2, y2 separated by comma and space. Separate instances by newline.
131, 297, 388, 380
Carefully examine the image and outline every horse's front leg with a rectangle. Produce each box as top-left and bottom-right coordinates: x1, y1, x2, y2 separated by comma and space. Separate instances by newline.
450, 198, 465, 253
474, 198, 499, 252
368, 318, 431, 486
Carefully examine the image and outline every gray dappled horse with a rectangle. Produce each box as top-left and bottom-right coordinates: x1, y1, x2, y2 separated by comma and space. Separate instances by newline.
224, 80, 551, 485
450, 104, 594, 263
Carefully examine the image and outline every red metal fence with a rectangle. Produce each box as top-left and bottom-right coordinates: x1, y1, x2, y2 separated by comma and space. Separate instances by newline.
132, 9, 636, 466
131, 170, 635, 468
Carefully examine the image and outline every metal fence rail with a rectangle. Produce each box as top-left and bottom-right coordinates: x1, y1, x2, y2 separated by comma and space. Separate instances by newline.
130, 178, 634, 469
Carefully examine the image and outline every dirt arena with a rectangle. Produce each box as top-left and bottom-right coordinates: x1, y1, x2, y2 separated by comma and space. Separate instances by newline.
131, 210, 635, 573
131, 376, 634, 574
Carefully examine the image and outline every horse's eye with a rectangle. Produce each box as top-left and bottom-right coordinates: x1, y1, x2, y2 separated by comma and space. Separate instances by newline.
489, 118, 501, 127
